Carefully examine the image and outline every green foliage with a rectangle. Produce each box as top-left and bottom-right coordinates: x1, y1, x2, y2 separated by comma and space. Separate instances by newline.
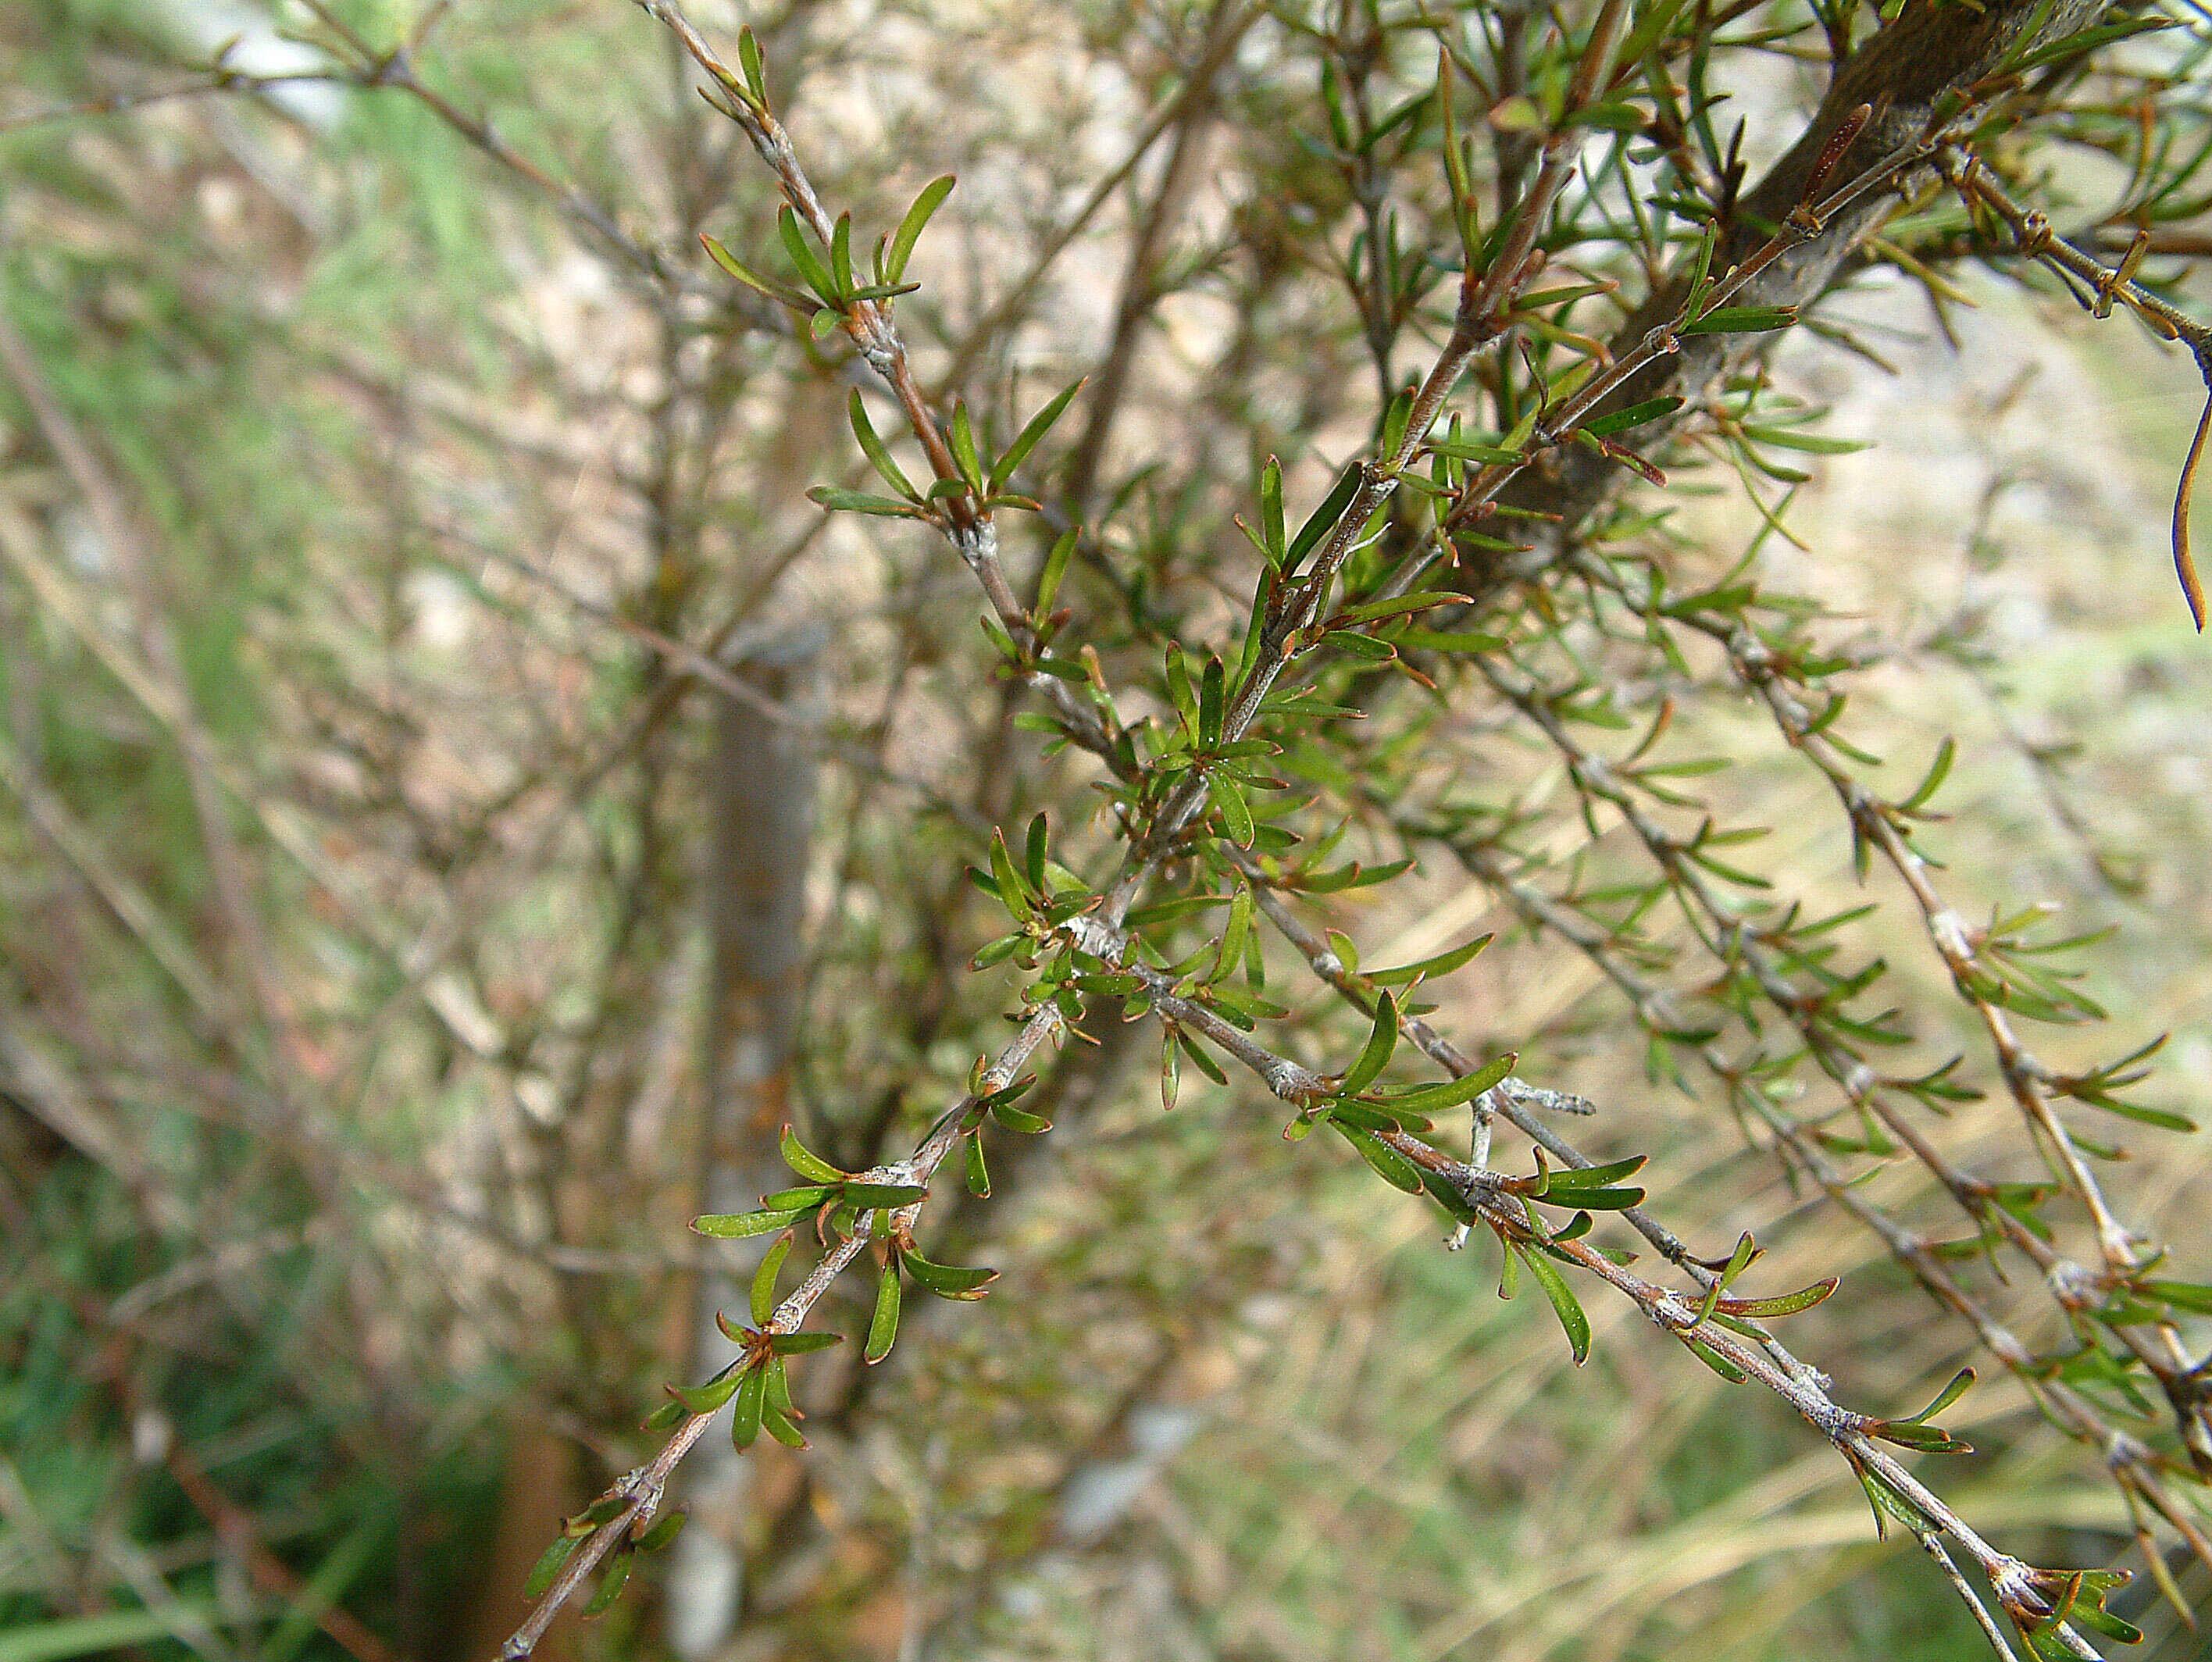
5, 0, 2211, 1656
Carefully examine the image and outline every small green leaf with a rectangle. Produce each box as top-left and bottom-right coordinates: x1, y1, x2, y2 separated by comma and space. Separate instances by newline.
768, 1329, 844, 1354
582, 1550, 631, 1617
1582, 394, 1684, 438
634, 1510, 686, 1553
1329, 1118, 1426, 1194
1286, 462, 1365, 573
669, 1368, 745, 1416
1300, 856, 1416, 893
865, 1255, 902, 1363
778, 205, 837, 302
1023, 811, 1050, 894
2005, 12, 2171, 73
1875, 1420, 1972, 1453
1211, 772, 1255, 847
1518, 1245, 1592, 1365
807, 485, 927, 518
1329, 1098, 1428, 1134
701, 234, 800, 305
990, 377, 1085, 492
887, 174, 956, 284
2141, 1279, 2212, 1315
523, 1532, 580, 1599
1342, 990, 1400, 1096
1679, 305, 1797, 335
1366, 932, 1493, 987
764, 1357, 797, 1421
1685, 1335, 1749, 1383
694, 1207, 810, 1239
969, 931, 1027, 971
1852, 1464, 1936, 1537
1716, 1276, 1839, 1318
730, 1363, 767, 1450
1377, 1052, 1515, 1113
847, 389, 919, 501
781, 1126, 845, 1182
1536, 1182, 1645, 1211
902, 1250, 998, 1299
1739, 422, 1869, 455
1178, 1029, 1230, 1086
949, 399, 986, 494
991, 1098, 1053, 1132
751, 1232, 793, 1326
840, 1180, 930, 1208
1334, 589, 1465, 626
1898, 736, 1955, 814
1911, 1363, 1982, 1434
1259, 456, 1286, 562
1425, 433, 1525, 465
965, 1130, 992, 1196
989, 826, 1036, 922
1389, 627, 1507, 654
762, 1403, 808, 1448
737, 27, 769, 105
1213, 886, 1254, 985
760, 1184, 836, 1211
1034, 526, 1079, 612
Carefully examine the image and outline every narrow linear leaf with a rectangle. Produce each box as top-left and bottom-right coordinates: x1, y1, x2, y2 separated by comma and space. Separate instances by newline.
778, 205, 837, 302
694, 1207, 809, 1239
701, 234, 801, 305
840, 1180, 930, 1208
847, 389, 919, 501
1715, 1276, 1839, 1319
635, 1510, 686, 1553
1034, 526, 1079, 612
808, 485, 927, 518
865, 1255, 903, 1363
902, 1250, 998, 1299
1379, 1052, 1516, 1113
887, 174, 957, 284
730, 1363, 767, 1450
523, 1533, 580, 1600
1331, 1118, 1426, 1193
991, 378, 1086, 492
768, 1329, 844, 1354
781, 1125, 845, 1182
1583, 394, 1685, 438
1518, 1245, 1593, 1365
751, 1232, 793, 1327
1211, 771, 1255, 847
1366, 931, 1493, 987
1286, 462, 1365, 572
1342, 990, 1400, 1096
1679, 305, 1797, 335
669, 1367, 745, 1416
582, 1550, 632, 1618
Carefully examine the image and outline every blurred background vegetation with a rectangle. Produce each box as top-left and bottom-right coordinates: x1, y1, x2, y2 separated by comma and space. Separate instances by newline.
3, 0, 2210, 1659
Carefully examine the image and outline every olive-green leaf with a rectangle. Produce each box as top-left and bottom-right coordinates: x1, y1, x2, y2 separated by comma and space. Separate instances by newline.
1518, 1244, 1591, 1365
865, 1254, 902, 1364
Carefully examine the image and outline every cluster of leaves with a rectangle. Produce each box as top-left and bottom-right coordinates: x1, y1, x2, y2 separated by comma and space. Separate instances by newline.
5, 0, 2210, 1657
